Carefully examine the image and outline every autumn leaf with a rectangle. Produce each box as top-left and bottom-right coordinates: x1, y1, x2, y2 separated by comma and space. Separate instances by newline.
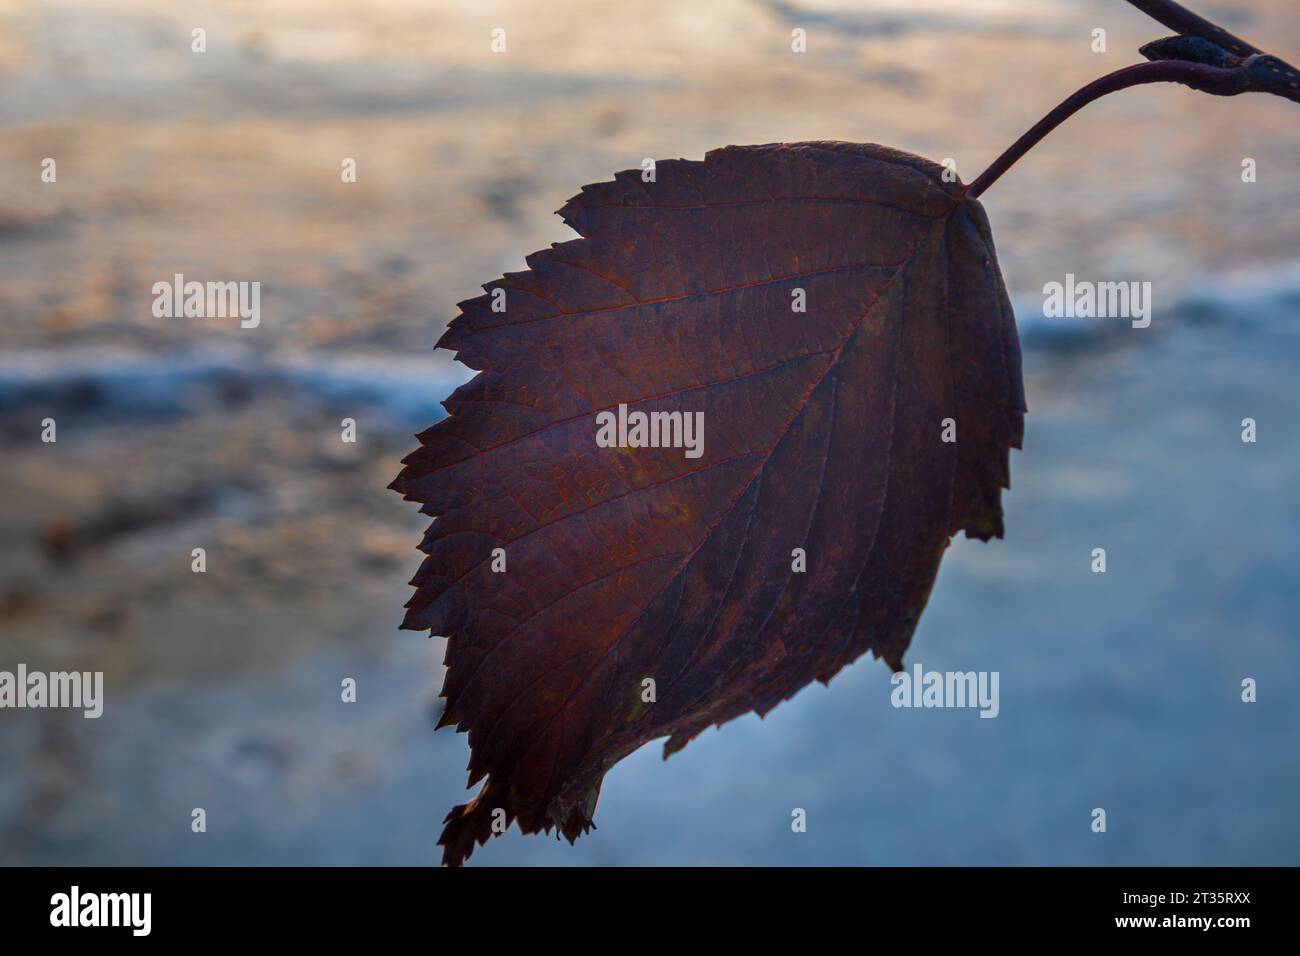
390, 141, 1025, 866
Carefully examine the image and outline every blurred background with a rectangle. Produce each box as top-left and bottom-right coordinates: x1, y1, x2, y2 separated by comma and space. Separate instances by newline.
1, 0, 1297, 865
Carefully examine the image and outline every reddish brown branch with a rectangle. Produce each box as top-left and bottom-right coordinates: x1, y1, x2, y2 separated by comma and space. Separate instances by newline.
1124, 0, 1261, 57
965, 0, 1299, 199
966, 59, 1247, 198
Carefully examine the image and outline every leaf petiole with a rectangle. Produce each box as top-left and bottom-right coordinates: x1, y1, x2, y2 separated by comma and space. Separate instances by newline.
966, 0, 1299, 199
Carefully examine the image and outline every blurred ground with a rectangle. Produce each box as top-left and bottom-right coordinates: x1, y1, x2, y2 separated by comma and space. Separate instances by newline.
0, 0, 1297, 865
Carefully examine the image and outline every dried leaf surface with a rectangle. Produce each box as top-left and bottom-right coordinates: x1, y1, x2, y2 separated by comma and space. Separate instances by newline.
391, 141, 1025, 865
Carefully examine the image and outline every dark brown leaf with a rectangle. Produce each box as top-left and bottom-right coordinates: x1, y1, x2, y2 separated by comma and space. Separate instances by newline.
390, 141, 1025, 866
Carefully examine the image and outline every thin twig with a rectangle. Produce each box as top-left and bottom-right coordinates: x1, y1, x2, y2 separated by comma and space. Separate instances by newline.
966, 0, 1299, 199
1124, 0, 1261, 57
967, 59, 1246, 198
